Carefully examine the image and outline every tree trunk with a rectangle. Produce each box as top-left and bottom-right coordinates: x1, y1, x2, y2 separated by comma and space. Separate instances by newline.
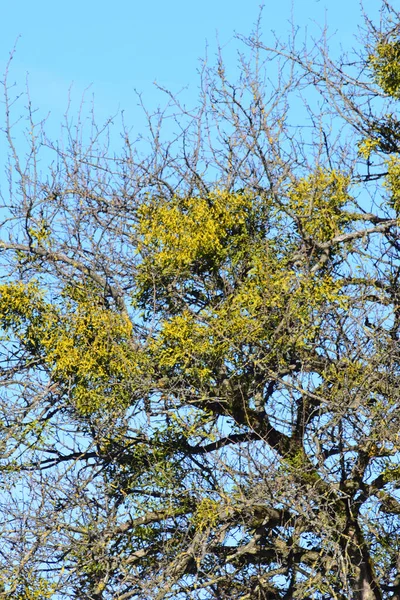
346, 522, 382, 600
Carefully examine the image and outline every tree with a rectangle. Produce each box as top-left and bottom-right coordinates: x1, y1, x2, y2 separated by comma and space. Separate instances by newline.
1, 2, 400, 598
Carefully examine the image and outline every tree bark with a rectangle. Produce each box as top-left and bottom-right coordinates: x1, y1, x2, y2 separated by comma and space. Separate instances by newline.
346, 521, 382, 600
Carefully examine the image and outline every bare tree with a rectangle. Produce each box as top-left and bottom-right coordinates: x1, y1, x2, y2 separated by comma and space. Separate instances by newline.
1, 2, 400, 599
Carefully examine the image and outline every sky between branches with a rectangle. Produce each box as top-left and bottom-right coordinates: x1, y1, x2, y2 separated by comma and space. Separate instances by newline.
0, 0, 380, 142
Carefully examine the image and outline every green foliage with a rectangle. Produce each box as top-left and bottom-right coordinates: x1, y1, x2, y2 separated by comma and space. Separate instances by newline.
370, 39, 400, 98
358, 137, 380, 159
288, 168, 351, 242
137, 171, 349, 394
135, 189, 258, 310
384, 155, 400, 211
193, 498, 220, 531
0, 281, 140, 413
0, 572, 55, 600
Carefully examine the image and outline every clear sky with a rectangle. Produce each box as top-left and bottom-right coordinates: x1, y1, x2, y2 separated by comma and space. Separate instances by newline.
0, 0, 380, 138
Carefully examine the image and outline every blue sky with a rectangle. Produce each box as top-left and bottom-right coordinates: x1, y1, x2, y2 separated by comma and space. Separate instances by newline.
0, 0, 380, 137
